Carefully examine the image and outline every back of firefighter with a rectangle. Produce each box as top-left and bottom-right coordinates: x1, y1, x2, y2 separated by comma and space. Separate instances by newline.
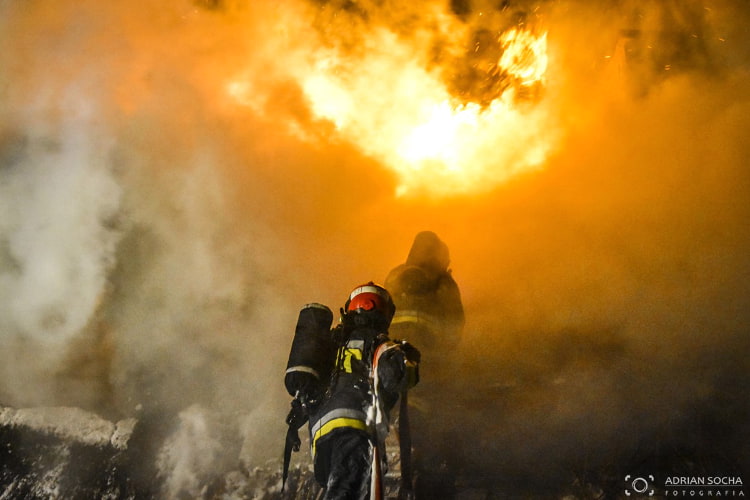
384, 231, 464, 499
385, 231, 464, 360
307, 283, 420, 500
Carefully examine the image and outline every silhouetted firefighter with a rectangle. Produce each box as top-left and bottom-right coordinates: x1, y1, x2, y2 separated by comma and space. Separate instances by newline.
283, 282, 420, 500
385, 231, 465, 499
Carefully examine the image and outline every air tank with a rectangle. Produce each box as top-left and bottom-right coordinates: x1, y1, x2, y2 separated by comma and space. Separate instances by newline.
284, 303, 335, 397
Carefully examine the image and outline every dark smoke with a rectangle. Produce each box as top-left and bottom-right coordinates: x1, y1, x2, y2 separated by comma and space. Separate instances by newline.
1, 0, 748, 494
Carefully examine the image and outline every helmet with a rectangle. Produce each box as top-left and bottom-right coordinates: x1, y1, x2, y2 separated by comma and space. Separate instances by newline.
406, 231, 450, 273
345, 282, 396, 326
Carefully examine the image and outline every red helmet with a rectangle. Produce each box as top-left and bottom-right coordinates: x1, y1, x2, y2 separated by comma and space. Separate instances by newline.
345, 282, 395, 324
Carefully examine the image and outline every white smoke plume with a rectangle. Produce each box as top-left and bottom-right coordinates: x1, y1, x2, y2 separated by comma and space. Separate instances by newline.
0, 0, 294, 429
0, 0, 748, 489
0, 77, 123, 408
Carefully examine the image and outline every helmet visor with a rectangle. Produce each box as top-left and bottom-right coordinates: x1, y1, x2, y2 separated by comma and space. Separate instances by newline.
347, 292, 386, 313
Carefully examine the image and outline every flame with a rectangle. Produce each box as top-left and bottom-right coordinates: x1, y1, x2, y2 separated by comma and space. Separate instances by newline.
499, 28, 549, 86
229, 9, 554, 197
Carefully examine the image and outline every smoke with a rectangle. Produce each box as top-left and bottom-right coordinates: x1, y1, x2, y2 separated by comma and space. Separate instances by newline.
442, 0, 750, 485
0, 0, 293, 424
0, 65, 123, 407
0, 0, 748, 491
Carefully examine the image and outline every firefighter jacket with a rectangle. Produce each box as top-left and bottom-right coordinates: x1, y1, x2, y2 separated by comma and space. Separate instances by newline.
308, 324, 419, 460
385, 262, 464, 356
385, 231, 464, 353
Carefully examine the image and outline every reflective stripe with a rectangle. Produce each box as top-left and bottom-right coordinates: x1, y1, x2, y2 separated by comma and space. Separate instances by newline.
310, 408, 367, 456
312, 418, 368, 456
338, 347, 363, 373
346, 339, 365, 350
349, 285, 389, 302
303, 302, 331, 312
311, 408, 367, 436
285, 366, 319, 379
372, 342, 398, 369
370, 342, 399, 443
338, 337, 365, 373
391, 310, 438, 327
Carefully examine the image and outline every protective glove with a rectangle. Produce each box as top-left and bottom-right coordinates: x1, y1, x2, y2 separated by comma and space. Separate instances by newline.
398, 341, 421, 364
378, 348, 407, 393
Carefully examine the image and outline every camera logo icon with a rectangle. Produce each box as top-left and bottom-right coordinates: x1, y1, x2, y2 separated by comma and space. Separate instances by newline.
625, 475, 655, 496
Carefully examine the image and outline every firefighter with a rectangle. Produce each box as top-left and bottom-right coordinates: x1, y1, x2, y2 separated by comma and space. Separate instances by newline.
384, 231, 464, 498
284, 282, 420, 500
385, 231, 464, 370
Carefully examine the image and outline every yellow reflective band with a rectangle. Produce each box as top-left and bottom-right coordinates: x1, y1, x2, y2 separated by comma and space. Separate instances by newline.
338, 347, 363, 373
312, 417, 368, 456
391, 310, 438, 326
391, 315, 430, 325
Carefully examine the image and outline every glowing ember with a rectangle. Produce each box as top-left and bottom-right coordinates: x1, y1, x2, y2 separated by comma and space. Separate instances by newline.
229, 14, 554, 197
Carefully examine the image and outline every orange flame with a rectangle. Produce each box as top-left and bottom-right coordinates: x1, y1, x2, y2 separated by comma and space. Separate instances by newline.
229, 12, 554, 198
499, 28, 549, 86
